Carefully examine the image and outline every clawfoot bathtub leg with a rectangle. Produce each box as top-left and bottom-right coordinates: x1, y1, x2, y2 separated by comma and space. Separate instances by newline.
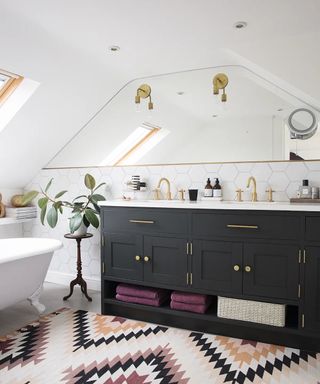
27, 285, 46, 314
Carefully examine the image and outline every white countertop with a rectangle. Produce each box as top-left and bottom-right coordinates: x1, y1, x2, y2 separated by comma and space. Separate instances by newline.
99, 199, 320, 212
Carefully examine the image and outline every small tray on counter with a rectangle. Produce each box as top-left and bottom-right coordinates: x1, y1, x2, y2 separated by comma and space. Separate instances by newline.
290, 198, 320, 204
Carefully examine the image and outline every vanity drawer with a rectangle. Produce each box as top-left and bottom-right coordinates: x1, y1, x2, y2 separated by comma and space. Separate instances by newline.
305, 216, 320, 242
192, 212, 300, 240
102, 207, 189, 235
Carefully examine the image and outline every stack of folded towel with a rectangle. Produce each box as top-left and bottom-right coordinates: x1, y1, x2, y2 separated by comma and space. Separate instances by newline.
170, 291, 212, 314
116, 283, 169, 307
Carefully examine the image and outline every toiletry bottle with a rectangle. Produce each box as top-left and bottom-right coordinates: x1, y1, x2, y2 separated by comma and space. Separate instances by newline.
301, 179, 311, 199
204, 178, 213, 197
213, 178, 222, 198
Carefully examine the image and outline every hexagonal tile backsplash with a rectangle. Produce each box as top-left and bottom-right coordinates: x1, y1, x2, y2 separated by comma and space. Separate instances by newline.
23, 161, 320, 284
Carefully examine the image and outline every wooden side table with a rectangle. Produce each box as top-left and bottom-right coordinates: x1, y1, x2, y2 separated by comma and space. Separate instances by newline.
63, 233, 93, 302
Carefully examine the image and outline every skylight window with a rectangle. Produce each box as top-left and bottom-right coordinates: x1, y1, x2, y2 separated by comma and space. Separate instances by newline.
0, 69, 23, 105
100, 123, 169, 166
0, 69, 39, 133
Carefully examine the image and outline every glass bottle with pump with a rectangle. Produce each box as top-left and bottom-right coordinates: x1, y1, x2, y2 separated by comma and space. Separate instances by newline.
213, 178, 222, 198
204, 178, 213, 197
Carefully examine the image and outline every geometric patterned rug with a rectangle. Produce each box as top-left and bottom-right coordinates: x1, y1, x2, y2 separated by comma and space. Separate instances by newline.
0, 308, 319, 384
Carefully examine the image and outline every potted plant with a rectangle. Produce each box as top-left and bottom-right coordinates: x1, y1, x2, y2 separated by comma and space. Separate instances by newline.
22, 174, 106, 235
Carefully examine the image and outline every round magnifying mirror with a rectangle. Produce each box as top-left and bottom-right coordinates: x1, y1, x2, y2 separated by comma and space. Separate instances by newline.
287, 108, 318, 140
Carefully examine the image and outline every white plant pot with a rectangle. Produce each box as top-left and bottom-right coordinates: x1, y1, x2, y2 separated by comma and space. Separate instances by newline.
73, 221, 88, 236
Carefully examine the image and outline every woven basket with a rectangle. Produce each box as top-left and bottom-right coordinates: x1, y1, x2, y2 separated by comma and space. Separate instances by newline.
217, 296, 286, 327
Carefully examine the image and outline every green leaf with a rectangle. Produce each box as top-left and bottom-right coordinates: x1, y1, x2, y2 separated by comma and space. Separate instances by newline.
83, 215, 90, 228
93, 202, 100, 214
72, 195, 87, 202
84, 208, 99, 228
53, 201, 63, 210
21, 190, 39, 206
38, 197, 48, 209
59, 206, 63, 214
93, 182, 106, 192
69, 213, 83, 233
45, 178, 53, 193
55, 190, 67, 199
47, 206, 58, 228
90, 194, 106, 204
84, 174, 96, 190
40, 205, 47, 225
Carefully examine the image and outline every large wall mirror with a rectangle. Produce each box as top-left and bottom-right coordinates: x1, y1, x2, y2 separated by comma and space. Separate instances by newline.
48, 65, 320, 168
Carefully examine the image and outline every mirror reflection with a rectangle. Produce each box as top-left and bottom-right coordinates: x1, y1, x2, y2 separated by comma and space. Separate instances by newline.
48, 65, 320, 167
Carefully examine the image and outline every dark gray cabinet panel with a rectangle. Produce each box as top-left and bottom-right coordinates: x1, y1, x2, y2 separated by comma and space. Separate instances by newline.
104, 233, 143, 280
243, 243, 299, 300
305, 217, 320, 242
143, 236, 188, 286
192, 212, 300, 240
305, 247, 320, 331
103, 207, 189, 235
192, 240, 243, 294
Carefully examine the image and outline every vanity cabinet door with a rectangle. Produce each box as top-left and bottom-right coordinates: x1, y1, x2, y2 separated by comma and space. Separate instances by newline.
304, 247, 320, 332
243, 243, 299, 300
143, 236, 188, 287
103, 233, 143, 281
192, 240, 243, 295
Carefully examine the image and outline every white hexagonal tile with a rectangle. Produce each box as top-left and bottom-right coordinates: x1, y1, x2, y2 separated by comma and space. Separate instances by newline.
235, 173, 251, 189
286, 181, 300, 199
88, 260, 100, 276
306, 161, 320, 171
285, 162, 308, 182
221, 181, 236, 201
269, 162, 289, 172
218, 164, 238, 182
308, 171, 320, 186
174, 173, 192, 190
188, 165, 207, 183
204, 163, 221, 173
268, 172, 290, 192
175, 164, 191, 174
251, 163, 272, 182
235, 163, 254, 173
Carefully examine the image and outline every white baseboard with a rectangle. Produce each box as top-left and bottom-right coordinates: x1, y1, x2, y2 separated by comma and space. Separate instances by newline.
45, 270, 101, 291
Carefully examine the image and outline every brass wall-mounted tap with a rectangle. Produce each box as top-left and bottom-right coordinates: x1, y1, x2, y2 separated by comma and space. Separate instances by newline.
246, 176, 258, 202
154, 177, 172, 200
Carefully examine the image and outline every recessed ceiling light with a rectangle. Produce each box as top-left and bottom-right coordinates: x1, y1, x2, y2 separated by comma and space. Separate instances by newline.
177, 91, 185, 95
107, 45, 120, 53
212, 114, 218, 118
233, 21, 247, 29
277, 108, 284, 112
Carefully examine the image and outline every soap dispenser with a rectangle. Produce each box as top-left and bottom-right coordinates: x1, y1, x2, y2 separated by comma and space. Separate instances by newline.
204, 178, 213, 197
213, 178, 222, 198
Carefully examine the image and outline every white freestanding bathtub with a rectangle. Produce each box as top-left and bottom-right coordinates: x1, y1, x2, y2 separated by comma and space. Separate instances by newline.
0, 238, 62, 313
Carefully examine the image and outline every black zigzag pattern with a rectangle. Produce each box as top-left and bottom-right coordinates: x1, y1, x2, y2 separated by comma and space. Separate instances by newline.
189, 332, 237, 382
73, 310, 92, 351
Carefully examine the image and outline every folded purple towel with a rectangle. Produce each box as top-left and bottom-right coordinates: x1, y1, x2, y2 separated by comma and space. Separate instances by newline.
116, 293, 167, 307
116, 283, 168, 300
170, 300, 210, 314
171, 291, 210, 305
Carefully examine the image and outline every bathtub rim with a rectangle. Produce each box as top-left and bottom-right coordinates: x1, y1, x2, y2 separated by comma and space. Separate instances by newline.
0, 237, 63, 264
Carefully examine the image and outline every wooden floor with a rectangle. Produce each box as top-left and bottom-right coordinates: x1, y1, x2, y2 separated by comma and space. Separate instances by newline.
0, 282, 100, 336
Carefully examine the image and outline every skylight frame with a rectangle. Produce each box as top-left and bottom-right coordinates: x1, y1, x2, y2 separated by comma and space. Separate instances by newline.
0, 69, 24, 106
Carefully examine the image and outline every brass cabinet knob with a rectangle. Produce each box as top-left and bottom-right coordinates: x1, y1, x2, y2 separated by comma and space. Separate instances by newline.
135, 255, 141, 261
233, 264, 240, 272
144, 256, 150, 262
245, 265, 252, 273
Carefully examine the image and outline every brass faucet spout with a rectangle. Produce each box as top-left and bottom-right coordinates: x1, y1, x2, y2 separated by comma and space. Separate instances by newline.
156, 178, 172, 200
247, 176, 258, 202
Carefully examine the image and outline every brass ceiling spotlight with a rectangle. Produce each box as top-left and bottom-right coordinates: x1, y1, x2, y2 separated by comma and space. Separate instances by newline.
213, 73, 229, 102
135, 84, 153, 110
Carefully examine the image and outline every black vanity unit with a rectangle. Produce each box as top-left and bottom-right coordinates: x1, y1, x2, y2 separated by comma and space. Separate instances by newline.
100, 205, 320, 351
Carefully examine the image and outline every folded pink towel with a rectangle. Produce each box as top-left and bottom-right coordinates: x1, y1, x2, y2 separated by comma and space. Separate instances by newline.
170, 300, 210, 314
116, 283, 168, 300
116, 294, 167, 307
171, 291, 210, 305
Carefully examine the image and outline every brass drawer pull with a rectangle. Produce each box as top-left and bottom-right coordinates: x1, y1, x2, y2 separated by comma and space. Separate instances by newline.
144, 256, 150, 262
227, 224, 259, 229
245, 265, 252, 273
135, 255, 141, 261
233, 264, 241, 272
129, 219, 155, 224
